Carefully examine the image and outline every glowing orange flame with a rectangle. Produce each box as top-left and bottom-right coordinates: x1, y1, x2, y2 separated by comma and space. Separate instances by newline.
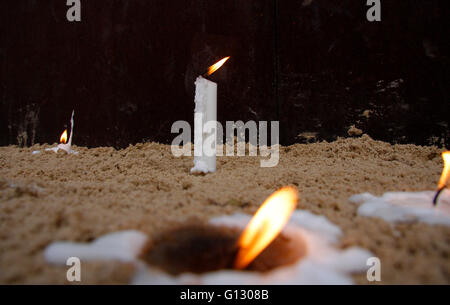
438, 151, 450, 189
234, 186, 298, 269
206, 56, 230, 76
60, 129, 68, 144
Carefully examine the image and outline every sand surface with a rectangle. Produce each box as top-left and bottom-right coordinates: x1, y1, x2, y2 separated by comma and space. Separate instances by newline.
0, 134, 449, 284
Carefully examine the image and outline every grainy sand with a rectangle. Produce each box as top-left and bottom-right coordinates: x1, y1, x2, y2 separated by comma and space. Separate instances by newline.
0, 134, 449, 284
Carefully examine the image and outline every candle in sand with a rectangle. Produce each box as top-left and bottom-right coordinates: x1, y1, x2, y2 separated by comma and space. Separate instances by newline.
191, 57, 229, 174
45, 110, 76, 154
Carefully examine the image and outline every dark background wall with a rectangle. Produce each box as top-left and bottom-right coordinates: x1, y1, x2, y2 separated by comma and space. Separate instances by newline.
0, 0, 449, 148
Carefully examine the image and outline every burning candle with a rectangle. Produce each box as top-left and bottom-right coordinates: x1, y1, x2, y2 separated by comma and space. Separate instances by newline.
234, 186, 298, 269
45, 110, 77, 154
350, 151, 450, 226
191, 57, 230, 174
433, 151, 450, 205
44, 186, 373, 284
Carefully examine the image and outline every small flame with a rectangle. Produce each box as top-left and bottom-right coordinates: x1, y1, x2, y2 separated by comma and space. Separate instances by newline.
234, 186, 298, 269
438, 151, 450, 189
206, 56, 230, 76
60, 129, 68, 144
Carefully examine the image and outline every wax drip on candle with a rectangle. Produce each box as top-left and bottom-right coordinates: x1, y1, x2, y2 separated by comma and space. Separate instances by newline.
45, 110, 77, 154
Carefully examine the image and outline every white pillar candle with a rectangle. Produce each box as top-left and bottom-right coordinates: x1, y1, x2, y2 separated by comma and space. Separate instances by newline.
190, 57, 229, 174
191, 76, 217, 174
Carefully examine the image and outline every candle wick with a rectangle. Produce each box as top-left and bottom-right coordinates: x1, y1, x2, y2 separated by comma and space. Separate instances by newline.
432, 186, 445, 206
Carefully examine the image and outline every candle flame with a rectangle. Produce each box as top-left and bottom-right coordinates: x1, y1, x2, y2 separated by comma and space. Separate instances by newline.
60, 129, 68, 144
206, 56, 230, 76
438, 151, 450, 189
234, 186, 298, 269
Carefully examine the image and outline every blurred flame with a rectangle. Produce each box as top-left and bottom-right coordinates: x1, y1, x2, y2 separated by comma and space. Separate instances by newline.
438, 151, 450, 189
206, 56, 230, 76
234, 186, 298, 269
60, 129, 68, 144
